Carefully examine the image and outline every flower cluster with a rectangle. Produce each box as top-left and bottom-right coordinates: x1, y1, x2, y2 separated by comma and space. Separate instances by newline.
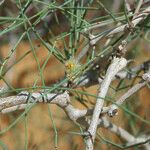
65, 57, 81, 81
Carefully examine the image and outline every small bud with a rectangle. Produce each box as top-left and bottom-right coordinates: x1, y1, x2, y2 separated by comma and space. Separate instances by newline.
65, 57, 81, 81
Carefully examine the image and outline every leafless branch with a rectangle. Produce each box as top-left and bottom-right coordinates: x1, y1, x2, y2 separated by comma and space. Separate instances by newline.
124, 0, 132, 13
98, 117, 150, 150
0, 73, 149, 149
104, 71, 150, 117
85, 57, 127, 150
74, 59, 150, 88
77, 5, 150, 62
133, 0, 144, 20
86, 5, 150, 38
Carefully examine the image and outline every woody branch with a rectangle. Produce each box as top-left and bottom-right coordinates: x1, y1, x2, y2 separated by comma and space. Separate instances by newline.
0, 72, 150, 149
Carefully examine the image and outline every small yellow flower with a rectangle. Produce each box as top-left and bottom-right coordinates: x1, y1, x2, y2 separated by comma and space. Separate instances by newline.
65, 57, 80, 81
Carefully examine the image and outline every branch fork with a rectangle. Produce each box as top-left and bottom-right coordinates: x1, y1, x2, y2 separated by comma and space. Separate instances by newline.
85, 57, 127, 150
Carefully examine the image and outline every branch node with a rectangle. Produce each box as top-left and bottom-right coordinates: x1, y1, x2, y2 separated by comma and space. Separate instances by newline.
142, 72, 150, 82
107, 105, 118, 117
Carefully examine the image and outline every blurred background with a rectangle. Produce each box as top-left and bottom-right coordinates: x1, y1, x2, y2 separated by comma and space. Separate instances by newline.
0, 0, 150, 149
